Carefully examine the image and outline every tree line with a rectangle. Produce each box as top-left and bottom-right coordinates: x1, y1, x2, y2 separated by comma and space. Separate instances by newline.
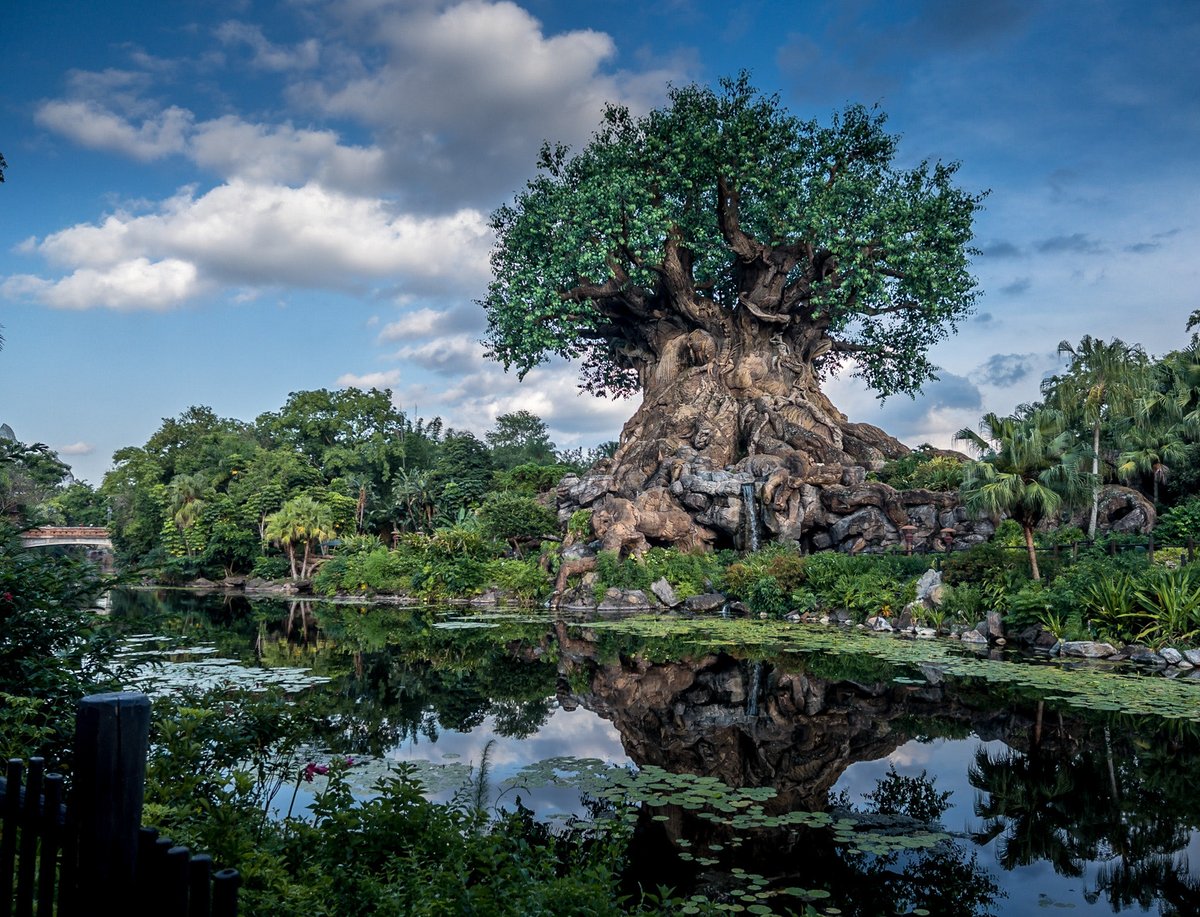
1, 388, 612, 581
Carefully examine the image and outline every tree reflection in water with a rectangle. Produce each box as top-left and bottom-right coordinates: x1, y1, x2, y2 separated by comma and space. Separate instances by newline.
969, 713, 1200, 915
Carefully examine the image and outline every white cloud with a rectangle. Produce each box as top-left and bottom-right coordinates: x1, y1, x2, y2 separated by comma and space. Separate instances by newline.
4, 258, 200, 311
337, 369, 403, 389
11, 181, 491, 309
57, 441, 96, 456
35, 100, 192, 161
378, 307, 444, 342
393, 334, 485, 373
294, 0, 684, 206
189, 117, 388, 191
215, 21, 320, 71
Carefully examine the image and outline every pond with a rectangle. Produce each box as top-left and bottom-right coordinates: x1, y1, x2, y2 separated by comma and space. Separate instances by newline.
107, 588, 1200, 917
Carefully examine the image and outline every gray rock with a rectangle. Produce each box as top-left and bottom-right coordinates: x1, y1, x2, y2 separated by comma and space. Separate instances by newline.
1128, 646, 1166, 666
915, 569, 942, 603
1061, 641, 1118, 658
684, 592, 727, 612
961, 630, 988, 645
1161, 647, 1184, 666
865, 615, 893, 632
986, 611, 1005, 640
1186, 649, 1200, 667
650, 577, 680, 608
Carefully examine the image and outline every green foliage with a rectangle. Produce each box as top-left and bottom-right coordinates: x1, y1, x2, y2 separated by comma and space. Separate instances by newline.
484, 73, 981, 398
251, 554, 291, 580
144, 690, 641, 917
568, 509, 593, 540
492, 462, 573, 495
313, 548, 413, 597
482, 558, 552, 603
872, 447, 964, 492
0, 523, 124, 758
957, 408, 1090, 580
477, 492, 559, 552
485, 411, 557, 469
1156, 498, 1200, 544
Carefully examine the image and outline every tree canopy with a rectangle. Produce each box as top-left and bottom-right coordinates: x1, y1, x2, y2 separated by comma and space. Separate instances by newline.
483, 74, 982, 399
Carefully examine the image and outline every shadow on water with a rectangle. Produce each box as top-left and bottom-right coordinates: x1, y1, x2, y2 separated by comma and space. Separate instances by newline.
109, 589, 1200, 916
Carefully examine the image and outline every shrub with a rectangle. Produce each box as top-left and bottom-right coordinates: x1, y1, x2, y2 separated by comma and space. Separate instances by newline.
491, 463, 574, 495
477, 492, 559, 553
251, 554, 291, 580
483, 558, 552, 603
1156, 497, 1200, 545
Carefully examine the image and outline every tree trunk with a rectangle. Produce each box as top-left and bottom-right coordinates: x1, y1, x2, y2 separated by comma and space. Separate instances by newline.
1023, 524, 1041, 581
1089, 422, 1100, 537
286, 544, 298, 581
574, 315, 909, 554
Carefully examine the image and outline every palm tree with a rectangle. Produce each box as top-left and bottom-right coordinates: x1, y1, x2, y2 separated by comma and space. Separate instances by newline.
264, 494, 335, 580
392, 468, 436, 533
1117, 425, 1188, 504
168, 473, 209, 557
956, 408, 1090, 580
1042, 336, 1148, 536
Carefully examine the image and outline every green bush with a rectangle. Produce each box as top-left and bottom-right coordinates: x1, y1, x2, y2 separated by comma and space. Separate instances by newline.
251, 554, 291, 580
483, 558, 552, 603
491, 462, 574, 495
1156, 497, 1200, 545
0, 523, 124, 759
477, 492, 559, 552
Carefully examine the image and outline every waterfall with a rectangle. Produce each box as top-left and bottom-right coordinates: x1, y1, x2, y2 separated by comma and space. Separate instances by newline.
741, 482, 761, 552
746, 661, 763, 717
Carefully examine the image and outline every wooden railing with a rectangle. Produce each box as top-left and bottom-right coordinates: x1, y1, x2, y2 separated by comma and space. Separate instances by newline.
0, 693, 239, 916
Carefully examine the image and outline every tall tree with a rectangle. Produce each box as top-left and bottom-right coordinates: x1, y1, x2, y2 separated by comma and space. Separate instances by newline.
1042, 336, 1147, 535
483, 74, 981, 548
956, 409, 1089, 581
485, 411, 556, 469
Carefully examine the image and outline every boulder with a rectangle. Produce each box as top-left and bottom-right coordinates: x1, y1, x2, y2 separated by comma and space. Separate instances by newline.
650, 577, 680, 608
1061, 641, 1118, 659
864, 616, 893, 632
914, 569, 942, 604
1160, 647, 1184, 666
684, 592, 727, 613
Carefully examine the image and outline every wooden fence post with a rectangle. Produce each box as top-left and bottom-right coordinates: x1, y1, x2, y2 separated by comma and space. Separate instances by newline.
70, 692, 151, 907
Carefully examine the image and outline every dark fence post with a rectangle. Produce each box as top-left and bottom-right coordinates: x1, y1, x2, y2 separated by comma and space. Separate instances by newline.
188, 855, 213, 917
15, 758, 43, 917
212, 869, 241, 917
70, 692, 152, 907
1, 759, 20, 917
37, 772, 64, 916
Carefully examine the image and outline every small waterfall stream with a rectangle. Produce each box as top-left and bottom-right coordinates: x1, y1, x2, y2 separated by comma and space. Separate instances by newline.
740, 482, 761, 552
745, 660, 764, 717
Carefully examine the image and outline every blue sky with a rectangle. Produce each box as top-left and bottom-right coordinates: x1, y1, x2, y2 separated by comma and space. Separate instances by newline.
2, 0, 1197, 484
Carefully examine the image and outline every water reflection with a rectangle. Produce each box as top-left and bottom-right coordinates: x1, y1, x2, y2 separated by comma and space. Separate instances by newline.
109, 589, 1200, 916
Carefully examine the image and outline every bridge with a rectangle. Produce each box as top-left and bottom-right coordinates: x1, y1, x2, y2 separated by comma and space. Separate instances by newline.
21, 526, 113, 549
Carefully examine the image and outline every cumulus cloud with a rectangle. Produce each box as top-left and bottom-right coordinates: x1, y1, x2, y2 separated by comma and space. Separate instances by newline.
975, 352, 1036, 387
827, 368, 983, 449
378, 303, 482, 342
8, 182, 491, 309
215, 21, 320, 71
1037, 233, 1105, 255
35, 100, 192, 161
393, 335, 486, 374
4, 258, 201, 311
337, 369, 403, 389
57, 441, 96, 456
293, 0, 682, 208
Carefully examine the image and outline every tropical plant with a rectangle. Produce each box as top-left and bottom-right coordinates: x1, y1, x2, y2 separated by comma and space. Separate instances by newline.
1042, 336, 1148, 535
956, 409, 1090, 580
264, 494, 336, 580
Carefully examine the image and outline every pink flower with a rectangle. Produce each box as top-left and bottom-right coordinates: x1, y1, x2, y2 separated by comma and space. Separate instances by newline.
344, 757, 356, 767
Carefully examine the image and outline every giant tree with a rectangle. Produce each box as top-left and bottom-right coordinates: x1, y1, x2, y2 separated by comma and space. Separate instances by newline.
484, 75, 981, 549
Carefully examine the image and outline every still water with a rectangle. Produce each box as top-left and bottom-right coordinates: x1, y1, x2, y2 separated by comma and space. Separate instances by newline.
108, 588, 1200, 916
